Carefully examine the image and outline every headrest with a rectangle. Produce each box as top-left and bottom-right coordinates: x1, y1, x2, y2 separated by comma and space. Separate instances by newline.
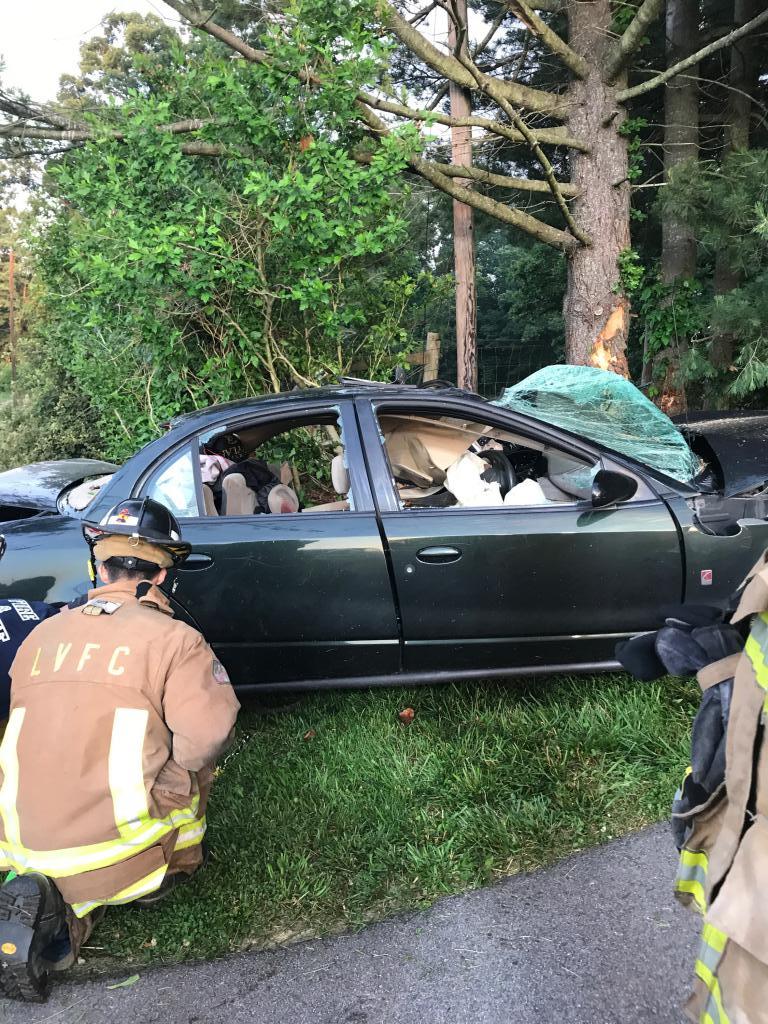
331, 454, 350, 495
267, 484, 300, 514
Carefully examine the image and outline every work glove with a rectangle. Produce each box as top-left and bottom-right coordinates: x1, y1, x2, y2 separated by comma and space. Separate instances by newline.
616, 614, 743, 850
615, 605, 728, 681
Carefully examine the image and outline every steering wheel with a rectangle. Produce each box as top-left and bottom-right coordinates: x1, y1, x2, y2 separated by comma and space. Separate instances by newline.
479, 450, 517, 498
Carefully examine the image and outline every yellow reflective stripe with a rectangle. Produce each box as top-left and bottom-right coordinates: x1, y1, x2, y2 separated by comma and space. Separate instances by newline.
694, 924, 731, 1024
677, 879, 707, 913
174, 816, 206, 852
0, 708, 25, 846
694, 961, 729, 1024
676, 849, 708, 914
109, 709, 150, 840
702, 923, 728, 954
746, 629, 768, 690
0, 793, 201, 878
71, 864, 169, 919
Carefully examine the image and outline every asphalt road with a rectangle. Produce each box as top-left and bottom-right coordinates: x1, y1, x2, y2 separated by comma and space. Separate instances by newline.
3, 823, 699, 1024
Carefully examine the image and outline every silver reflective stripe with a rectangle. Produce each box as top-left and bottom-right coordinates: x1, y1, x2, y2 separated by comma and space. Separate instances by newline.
677, 859, 707, 889
751, 613, 768, 652
698, 935, 724, 975
703, 990, 725, 1024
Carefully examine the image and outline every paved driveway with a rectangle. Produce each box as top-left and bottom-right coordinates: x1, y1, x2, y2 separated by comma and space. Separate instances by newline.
3, 823, 698, 1024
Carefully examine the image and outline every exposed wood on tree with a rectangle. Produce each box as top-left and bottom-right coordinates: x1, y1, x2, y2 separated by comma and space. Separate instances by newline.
563, 0, 631, 375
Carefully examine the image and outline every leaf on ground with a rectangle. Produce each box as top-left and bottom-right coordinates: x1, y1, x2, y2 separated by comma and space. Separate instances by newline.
107, 974, 140, 990
303, 729, 317, 741
398, 707, 415, 725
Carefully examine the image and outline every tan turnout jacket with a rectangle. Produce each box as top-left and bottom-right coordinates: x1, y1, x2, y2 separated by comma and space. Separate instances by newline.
678, 551, 768, 1022
0, 581, 239, 913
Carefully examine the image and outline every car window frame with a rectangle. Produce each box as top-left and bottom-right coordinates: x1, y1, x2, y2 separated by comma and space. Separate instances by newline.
360, 397, 658, 515
136, 400, 375, 521
142, 442, 202, 519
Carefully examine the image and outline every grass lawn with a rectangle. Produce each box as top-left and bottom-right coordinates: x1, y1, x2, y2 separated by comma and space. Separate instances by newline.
83, 673, 696, 969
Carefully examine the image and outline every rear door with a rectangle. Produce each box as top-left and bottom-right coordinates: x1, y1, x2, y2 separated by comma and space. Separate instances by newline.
357, 398, 682, 674
138, 399, 399, 686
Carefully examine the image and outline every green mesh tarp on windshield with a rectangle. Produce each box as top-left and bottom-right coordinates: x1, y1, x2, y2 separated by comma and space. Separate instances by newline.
493, 365, 700, 482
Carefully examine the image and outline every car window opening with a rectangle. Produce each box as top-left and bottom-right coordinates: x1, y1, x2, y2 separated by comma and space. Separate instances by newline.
183, 412, 352, 518
376, 411, 598, 510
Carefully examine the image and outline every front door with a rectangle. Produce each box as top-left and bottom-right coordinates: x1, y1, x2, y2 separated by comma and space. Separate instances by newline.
358, 399, 682, 674
139, 400, 399, 686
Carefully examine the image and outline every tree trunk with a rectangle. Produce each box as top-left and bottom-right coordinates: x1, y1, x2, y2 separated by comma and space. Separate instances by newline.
448, 0, 478, 392
658, 0, 699, 414
564, 0, 631, 375
711, 0, 758, 373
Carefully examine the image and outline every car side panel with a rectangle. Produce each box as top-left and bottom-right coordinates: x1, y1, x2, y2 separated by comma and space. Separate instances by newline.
665, 495, 768, 603
379, 502, 682, 671
170, 512, 400, 684
0, 516, 91, 604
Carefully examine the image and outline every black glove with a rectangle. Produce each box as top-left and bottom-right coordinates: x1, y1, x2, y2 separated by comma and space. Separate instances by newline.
654, 623, 743, 678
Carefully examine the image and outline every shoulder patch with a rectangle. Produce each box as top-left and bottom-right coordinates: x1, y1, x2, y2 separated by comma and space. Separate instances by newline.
82, 598, 123, 616
212, 658, 230, 685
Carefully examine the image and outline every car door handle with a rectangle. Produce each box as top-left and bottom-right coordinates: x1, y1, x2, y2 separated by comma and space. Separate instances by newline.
176, 553, 214, 571
416, 546, 462, 564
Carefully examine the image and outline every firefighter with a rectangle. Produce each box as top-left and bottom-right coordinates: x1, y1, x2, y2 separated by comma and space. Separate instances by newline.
618, 552, 768, 1023
0, 498, 240, 1002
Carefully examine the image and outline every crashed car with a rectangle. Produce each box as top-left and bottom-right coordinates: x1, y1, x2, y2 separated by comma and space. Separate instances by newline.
2, 366, 768, 693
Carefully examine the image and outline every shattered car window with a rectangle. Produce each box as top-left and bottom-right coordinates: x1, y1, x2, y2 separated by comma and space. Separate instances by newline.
493, 365, 701, 483
58, 474, 114, 515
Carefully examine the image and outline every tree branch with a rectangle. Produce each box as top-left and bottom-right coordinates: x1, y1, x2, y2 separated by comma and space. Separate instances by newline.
617, 6, 768, 101
379, 1, 569, 117
411, 154, 579, 250
456, 54, 590, 245
356, 102, 578, 252
0, 91, 88, 132
433, 162, 579, 194
0, 119, 222, 154
506, 0, 589, 79
358, 91, 590, 150
604, 0, 665, 83
161, 0, 270, 64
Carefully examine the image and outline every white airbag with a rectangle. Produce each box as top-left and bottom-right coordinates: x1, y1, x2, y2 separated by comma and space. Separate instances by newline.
503, 478, 551, 505
445, 452, 504, 507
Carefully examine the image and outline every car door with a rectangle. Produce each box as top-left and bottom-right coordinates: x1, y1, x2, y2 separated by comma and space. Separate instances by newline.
357, 398, 683, 674
138, 399, 399, 687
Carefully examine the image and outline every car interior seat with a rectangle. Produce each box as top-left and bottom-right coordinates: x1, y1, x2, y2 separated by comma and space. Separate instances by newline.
222, 468, 300, 515
303, 454, 351, 512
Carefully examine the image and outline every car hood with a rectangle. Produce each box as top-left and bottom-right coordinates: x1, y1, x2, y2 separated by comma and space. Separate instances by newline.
0, 459, 118, 512
675, 411, 768, 497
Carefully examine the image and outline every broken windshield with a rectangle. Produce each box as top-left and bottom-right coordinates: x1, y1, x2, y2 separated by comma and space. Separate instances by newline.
493, 366, 701, 483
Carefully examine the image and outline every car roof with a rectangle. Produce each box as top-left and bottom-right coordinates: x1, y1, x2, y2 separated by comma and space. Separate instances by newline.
167, 381, 486, 430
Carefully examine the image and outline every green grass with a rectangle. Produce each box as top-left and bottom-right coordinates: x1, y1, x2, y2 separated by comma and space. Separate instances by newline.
85, 673, 696, 969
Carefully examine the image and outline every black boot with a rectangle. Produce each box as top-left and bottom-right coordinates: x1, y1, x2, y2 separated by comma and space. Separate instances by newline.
0, 873, 67, 1002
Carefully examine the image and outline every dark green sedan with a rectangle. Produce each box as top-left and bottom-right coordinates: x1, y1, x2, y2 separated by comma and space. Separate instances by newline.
2, 373, 768, 693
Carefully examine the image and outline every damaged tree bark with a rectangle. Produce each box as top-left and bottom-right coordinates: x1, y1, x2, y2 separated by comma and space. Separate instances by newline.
563, 0, 631, 374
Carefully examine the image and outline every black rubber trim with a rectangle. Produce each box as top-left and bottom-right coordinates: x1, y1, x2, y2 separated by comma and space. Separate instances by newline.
234, 660, 623, 694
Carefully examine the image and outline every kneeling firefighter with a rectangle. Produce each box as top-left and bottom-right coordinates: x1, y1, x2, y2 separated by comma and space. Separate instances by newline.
617, 550, 768, 1023
0, 498, 240, 1002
